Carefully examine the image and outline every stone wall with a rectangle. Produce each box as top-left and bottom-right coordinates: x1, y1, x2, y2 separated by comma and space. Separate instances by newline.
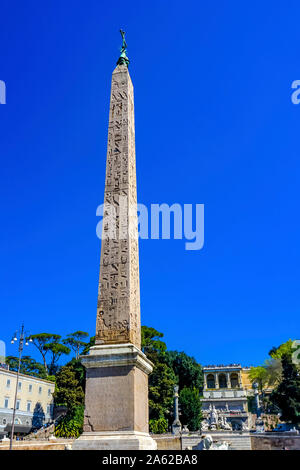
182, 431, 251, 450
153, 434, 181, 450
251, 433, 300, 450
0, 439, 74, 450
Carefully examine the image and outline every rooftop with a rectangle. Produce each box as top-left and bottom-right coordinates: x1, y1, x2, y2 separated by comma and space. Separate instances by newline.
0, 365, 55, 385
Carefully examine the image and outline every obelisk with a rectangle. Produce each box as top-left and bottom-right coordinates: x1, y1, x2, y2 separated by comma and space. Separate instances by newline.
73, 31, 157, 450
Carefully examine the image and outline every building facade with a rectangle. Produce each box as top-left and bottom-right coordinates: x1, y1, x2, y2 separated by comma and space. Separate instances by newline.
201, 364, 252, 430
0, 365, 55, 438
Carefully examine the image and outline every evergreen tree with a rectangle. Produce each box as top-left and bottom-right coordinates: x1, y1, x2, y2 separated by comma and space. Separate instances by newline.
149, 362, 176, 421
179, 387, 202, 431
53, 364, 85, 411
165, 350, 203, 391
62, 331, 89, 360
270, 354, 300, 424
5, 355, 47, 378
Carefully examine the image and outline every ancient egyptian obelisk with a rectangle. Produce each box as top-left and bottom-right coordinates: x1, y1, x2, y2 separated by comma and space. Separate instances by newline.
73, 31, 157, 450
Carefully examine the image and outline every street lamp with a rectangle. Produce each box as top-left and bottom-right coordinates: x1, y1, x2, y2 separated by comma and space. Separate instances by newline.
9, 324, 31, 450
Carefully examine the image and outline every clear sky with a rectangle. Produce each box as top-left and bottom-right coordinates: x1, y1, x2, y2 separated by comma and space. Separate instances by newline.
1, 0, 299, 367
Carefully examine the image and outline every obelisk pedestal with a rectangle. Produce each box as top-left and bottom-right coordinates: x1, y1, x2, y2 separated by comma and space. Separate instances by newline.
73, 32, 156, 450
72, 344, 156, 449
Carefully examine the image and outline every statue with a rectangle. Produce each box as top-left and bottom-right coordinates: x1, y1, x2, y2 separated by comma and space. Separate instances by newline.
242, 421, 249, 431
200, 420, 209, 432
219, 413, 232, 431
117, 29, 130, 67
209, 405, 218, 430
196, 434, 230, 451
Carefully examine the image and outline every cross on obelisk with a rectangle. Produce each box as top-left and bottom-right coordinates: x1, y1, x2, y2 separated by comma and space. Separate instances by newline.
73, 31, 156, 450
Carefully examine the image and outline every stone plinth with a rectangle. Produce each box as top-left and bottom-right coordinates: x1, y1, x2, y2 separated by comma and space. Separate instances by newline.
72, 344, 157, 450
73, 431, 157, 450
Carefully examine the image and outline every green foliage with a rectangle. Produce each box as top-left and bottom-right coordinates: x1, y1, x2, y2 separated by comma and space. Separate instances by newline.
264, 358, 283, 386
66, 358, 86, 390
46, 375, 56, 382
141, 326, 203, 431
269, 355, 300, 424
45, 342, 71, 375
62, 331, 89, 360
269, 340, 294, 359
149, 362, 176, 421
141, 326, 167, 362
179, 387, 202, 431
29, 333, 61, 373
141, 326, 176, 423
247, 395, 256, 413
55, 405, 84, 438
5, 355, 47, 378
165, 351, 203, 391
29, 333, 72, 374
53, 364, 85, 411
149, 417, 168, 434
249, 358, 283, 393
82, 336, 95, 355
249, 365, 270, 392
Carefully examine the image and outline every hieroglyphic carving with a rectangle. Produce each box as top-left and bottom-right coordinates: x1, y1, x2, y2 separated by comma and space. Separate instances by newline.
95, 64, 141, 349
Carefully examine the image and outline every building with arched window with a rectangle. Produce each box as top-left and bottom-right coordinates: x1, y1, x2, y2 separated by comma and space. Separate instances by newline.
201, 364, 252, 430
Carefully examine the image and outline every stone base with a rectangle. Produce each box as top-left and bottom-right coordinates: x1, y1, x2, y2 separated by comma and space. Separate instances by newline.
72, 343, 155, 451
72, 431, 157, 450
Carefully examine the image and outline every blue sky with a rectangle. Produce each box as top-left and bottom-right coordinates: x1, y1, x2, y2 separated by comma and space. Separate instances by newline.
0, 0, 299, 367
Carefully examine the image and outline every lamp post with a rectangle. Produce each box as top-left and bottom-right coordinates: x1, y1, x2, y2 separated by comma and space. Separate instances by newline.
253, 382, 264, 433
9, 324, 32, 450
172, 385, 182, 435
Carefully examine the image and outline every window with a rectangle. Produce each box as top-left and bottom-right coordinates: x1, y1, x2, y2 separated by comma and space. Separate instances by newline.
18, 381, 22, 390
38, 386, 42, 394
230, 373, 239, 389
48, 389, 51, 397
47, 405, 51, 415
3, 419, 6, 425
206, 374, 216, 389
4, 398, 9, 408
219, 374, 227, 389
16, 400, 20, 410
29, 384, 33, 393
6, 379, 11, 389
27, 401, 31, 412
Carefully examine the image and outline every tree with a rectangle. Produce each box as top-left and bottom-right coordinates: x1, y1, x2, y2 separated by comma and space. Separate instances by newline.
45, 343, 70, 375
165, 351, 203, 391
66, 358, 86, 391
269, 339, 294, 360
141, 326, 176, 424
179, 387, 202, 431
248, 365, 269, 392
53, 364, 85, 410
149, 362, 176, 421
63, 331, 89, 360
269, 354, 300, 424
141, 326, 167, 363
141, 326, 204, 429
55, 405, 84, 438
82, 336, 95, 355
264, 358, 283, 387
149, 417, 168, 434
29, 333, 61, 374
5, 355, 47, 378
